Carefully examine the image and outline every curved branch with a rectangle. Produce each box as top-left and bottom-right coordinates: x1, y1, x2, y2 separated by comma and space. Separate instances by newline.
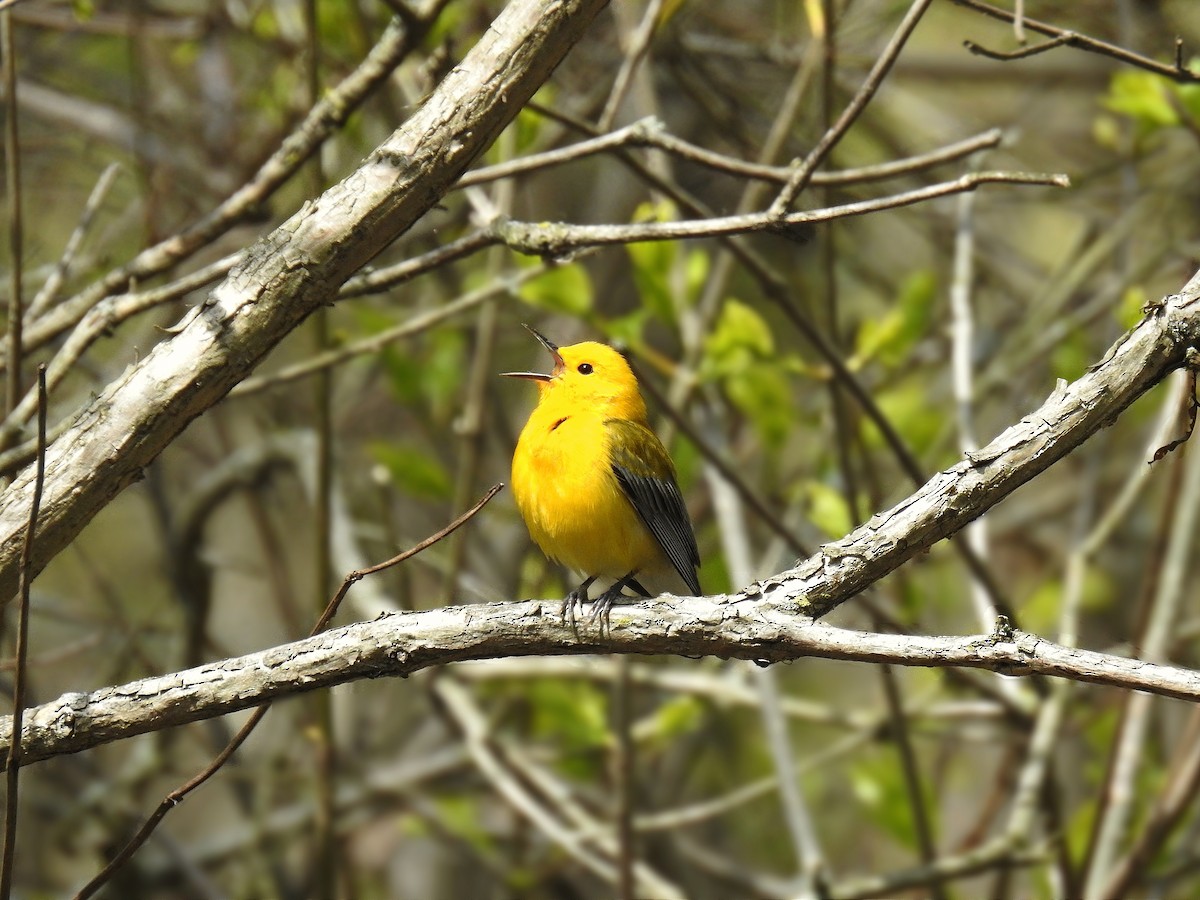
4, 598, 1200, 766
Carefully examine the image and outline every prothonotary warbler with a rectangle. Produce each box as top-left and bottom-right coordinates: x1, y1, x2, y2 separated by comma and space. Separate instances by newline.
503, 325, 701, 623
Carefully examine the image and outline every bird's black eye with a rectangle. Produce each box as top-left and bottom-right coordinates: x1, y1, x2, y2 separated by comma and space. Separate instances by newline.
577, 363, 593, 375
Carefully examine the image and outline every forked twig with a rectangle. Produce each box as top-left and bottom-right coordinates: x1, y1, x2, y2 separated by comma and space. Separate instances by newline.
954, 0, 1200, 82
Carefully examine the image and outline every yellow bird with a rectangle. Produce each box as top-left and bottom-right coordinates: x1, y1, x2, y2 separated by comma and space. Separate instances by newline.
504, 325, 701, 622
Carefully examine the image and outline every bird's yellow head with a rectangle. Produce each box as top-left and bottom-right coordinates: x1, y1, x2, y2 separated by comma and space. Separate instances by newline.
502, 325, 648, 421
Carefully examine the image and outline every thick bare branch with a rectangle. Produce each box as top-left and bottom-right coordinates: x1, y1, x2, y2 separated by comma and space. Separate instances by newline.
5, 597, 1200, 766
0, 0, 610, 602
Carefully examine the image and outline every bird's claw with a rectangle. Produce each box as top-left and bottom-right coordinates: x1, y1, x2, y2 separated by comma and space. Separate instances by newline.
560, 589, 586, 631
587, 588, 624, 632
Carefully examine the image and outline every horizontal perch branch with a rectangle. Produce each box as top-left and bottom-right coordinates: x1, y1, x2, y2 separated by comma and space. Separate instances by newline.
3, 598, 1199, 765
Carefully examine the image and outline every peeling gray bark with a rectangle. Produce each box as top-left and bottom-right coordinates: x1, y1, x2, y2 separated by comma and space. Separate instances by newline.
5, 593, 1200, 764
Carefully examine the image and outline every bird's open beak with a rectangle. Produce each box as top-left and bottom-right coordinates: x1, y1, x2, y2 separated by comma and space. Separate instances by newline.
501, 324, 565, 382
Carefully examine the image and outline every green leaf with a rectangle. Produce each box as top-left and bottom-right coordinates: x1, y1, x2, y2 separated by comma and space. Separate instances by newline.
1023, 570, 1114, 634
528, 680, 608, 754
369, 442, 452, 499
514, 103, 547, 155
1177, 79, 1200, 125
704, 299, 775, 374
726, 362, 793, 450
863, 381, 942, 455
375, 328, 466, 423
853, 270, 936, 367
396, 812, 428, 838
850, 751, 936, 849
684, 248, 710, 306
1104, 71, 1179, 132
649, 695, 704, 742
1051, 328, 1091, 382
628, 242, 675, 323
517, 260, 593, 315
435, 795, 496, 855
1092, 113, 1122, 151
627, 200, 681, 323
702, 300, 793, 449
379, 345, 422, 407
604, 309, 650, 348
803, 481, 853, 538
697, 550, 730, 596
425, 329, 467, 422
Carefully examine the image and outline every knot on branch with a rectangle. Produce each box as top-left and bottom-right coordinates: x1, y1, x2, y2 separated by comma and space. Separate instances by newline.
488, 216, 578, 262
627, 115, 666, 143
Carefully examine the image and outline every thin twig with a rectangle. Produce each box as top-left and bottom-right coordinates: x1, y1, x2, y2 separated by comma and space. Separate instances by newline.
769, 0, 936, 217
472, 113, 1005, 190
338, 230, 496, 298
612, 654, 635, 900
457, 657, 1009, 729
952, 0, 1200, 81
302, 1, 339, 893
2, 11, 22, 419
879, 663, 945, 899
442, 135, 513, 604
71, 484, 503, 900
492, 170, 1069, 255
0, 364, 45, 900
965, 33, 1071, 62
832, 835, 1045, 899
0, 632, 101, 673
598, 0, 665, 131
28, 163, 121, 319
949, 181, 1002, 633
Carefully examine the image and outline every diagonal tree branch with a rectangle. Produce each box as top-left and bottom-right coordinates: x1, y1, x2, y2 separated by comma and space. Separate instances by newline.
0, 0, 610, 603
773, 269, 1200, 619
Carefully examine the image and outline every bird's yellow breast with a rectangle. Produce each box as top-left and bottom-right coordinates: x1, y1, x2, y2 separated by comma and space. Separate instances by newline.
511, 408, 663, 581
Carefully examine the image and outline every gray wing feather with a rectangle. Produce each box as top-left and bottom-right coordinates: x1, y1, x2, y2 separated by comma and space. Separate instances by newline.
607, 420, 701, 595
